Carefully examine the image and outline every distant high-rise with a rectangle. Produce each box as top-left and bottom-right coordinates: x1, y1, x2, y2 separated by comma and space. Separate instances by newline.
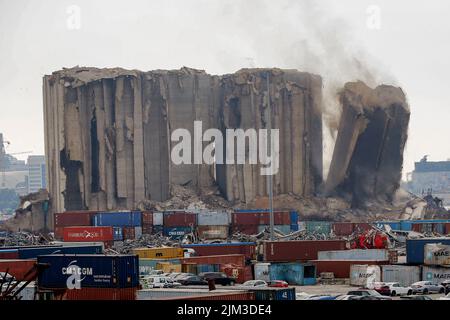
27, 155, 46, 193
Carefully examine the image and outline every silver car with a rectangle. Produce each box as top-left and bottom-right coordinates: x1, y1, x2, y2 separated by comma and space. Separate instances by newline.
411, 281, 445, 294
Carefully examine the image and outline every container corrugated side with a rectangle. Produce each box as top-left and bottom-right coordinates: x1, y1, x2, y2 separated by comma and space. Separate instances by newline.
197, 225, 229, 239
18, 244, 103, 259
197, 211, 229, 226
0, 249, 19, 260
269, 262, 316, 285
263, 240, 347, 262
182, 242, 256, 260
311, 260, 389, 278
63, 287, 137, 300
250, 287, 296, 301
63, 226, 114, 242
406, 238, 450, 264
93, 211, 142, 227
132, 247, 184, 259
424, 243, 450, 265
139, 258, 181, 274
422, 265, 450, 284
305, 221, 331, 235
180, 254, 246, 267
350, 264, 381, 287
163, 226, 192, 239
54, 211, 97, 227
0, 259, 36, 281
318, 249, 389, 261
381, 265, 421, 286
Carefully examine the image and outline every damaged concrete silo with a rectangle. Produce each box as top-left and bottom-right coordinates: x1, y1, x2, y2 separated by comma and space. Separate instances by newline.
325, 81, 410, 207
216, 69, 323, 203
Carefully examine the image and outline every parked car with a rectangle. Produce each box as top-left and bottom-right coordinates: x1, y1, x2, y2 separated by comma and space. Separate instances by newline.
373, 282, 391, 296
173, 273, 196, 280
178, 275, 208, 286
384, 282, 413, 296
241, 280, 268, 287
199, 272, 236, 286
335, 295, 362, 300
141, 276, 181, 288
439, 292, 450, 300
401, 295, 433, 300
268, 280, 289, 288
148, 270, 164, 276
347, 289, 392, 300
441, 280, 450, 295
306, 295, 337, 300
411, 281, 445, 294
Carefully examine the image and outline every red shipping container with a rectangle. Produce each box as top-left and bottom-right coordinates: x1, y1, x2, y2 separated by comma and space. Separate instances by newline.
445, 223, 450, 235
180, 254, 246, 267
122, 227, 136, 240
142, 225, 153, 235
63, 287, 137, 300
332, 223, 354, 236
311, 260, 389, 278
164, 211, 197, 227
353, 223, 373, 233
0, 250, 19, 260
54, 211, 97, 227
231, 225, 259, 235
162, 292, 255, 300
232, 211, 290, 225
54, 227, 64, 240
0, 259, 36, 281
182, 243, 256, 260
142, 211, 153, 225
263, 240, 348, 262
221, 264, 253, 283
412, 223, 422, 232
63, 226, 114, 242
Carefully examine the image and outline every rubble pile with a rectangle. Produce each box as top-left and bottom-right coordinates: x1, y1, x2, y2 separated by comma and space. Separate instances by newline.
112, 233, 180, 254
0, 231, 50, 247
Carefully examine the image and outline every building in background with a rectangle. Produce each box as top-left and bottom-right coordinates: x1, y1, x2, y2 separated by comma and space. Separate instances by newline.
27, 155, 46, 193
407, 156, 450, 207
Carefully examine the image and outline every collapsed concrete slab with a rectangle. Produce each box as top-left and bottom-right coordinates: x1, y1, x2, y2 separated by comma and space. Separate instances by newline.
325, 81, 410, 207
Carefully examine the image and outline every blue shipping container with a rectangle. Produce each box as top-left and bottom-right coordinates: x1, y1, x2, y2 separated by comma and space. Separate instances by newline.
400, 221, 413, 231
163, 227, 192, 239
18, 245, 104, 259
375, 221, 401, 230
269, 262, 316, 285
94, 211, 142, 227
250, 287, 296, 301
37, 254, 139, 289
113, 227, 123, 241
289, 211, 299, 225
406, 238, 450, 264
290, 224, 299, 232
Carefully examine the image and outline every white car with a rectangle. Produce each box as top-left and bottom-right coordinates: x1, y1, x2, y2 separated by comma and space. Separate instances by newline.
439, 293, 450, 300
141, 276, 181, 289
384, 282, 413, 296
411, 281, 445, 294
241, 280, 268, 287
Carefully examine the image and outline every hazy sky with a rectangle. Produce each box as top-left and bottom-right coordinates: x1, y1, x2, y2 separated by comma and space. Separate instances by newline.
1, 0, 449, 179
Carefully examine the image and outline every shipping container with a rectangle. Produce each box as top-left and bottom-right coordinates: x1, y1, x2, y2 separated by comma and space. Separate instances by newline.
257, 225, 291, 235
254, 263, 271, 282
113, 227, 123, 241
311, 260, 389, 278
250, 287, 296, 301
400, 221, 413, 232
182, 242, 256, 260
263, 240, 347, 262
445, 223, 450, 235
156, 262, 182, 273
350, 265, 381, 287
197, 211, 229, 226
317, 249, 390, 261
93, 211, 142, 227
0, 259, 36, 281
231, 224, 258, 235
259, 262, 316, 285
406, 238, 450, 264
142, 225, 153, 235
164, 211, 196, 227
433, 223, 446, 235
232, 211, 291, 225
353, 223, 373, 233
332, 222, 354, 236
135, 227, 142, 239
221, 265, 253, 283
381, 265, 421, 286
196, 264, 221, 273
163, 226, 192, 239
375, 221, 401, 230
63, 226, 114, 242
136, 288, 250, 300
133, 247, 184, 259
54, 227, 64, 240
0, 249, 19, 260
153, 212, 164, 226
179, 292, 255, 300
37, 254, 139, 289
63, 287, 137, 300
54, 211, 97, 227
422, 266, 450, 284
180, 254, 246, 267
305, 221, 331, 235
197, 225, 229, 240
18, 244, 104, 259
289, 211, 299, 225
122, 227, 136, 240
142, 211, 153, 225
139, 258, 181, 274
152, 225, 163, 234
424, 243, 450, 266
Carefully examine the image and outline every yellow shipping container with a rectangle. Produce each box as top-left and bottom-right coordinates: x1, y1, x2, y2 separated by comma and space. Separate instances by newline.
132, 247, 184, 259
156, 262, 182, 273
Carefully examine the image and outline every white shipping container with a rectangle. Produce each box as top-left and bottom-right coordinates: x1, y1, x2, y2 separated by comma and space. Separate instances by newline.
422, 266, 450, 284
197, 211, 229, 226
318, 249, 389, 261
381, 265, 421, 286
135, 227, 143, 239
424, 243, 450, 266
254, 263, 271, 282
350, 265, 381, 288
153, 212, 163, 226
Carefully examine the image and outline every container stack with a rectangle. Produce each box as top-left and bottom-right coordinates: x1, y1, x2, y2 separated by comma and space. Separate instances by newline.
232, 210, 298, 235
196, 211, 229, 240
163, 211, 196, 239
